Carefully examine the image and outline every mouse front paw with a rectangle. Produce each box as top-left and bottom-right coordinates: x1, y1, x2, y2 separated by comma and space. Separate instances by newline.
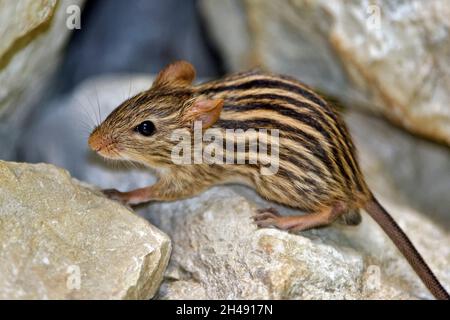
102, 189, 130, 205
252, 207, 281, 228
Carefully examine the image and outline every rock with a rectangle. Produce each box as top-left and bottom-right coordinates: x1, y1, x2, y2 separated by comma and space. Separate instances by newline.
0, 161, 171, 299
0, 0, 85, 159
200, 0, 450, 146
150, 186, 450, 300
18, 75, 450, 299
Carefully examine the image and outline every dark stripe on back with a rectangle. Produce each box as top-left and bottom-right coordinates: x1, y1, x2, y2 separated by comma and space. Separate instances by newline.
229, 94, 361, 191
200, 75, 361, 193
230, 93, 337, 123
215, 119, 333, 177
221, 103, 354, 186
200, 79, 327, 109
224, 103, 332, 141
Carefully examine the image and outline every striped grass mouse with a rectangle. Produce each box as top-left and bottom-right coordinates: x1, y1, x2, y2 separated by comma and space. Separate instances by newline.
89, 61, 449, 299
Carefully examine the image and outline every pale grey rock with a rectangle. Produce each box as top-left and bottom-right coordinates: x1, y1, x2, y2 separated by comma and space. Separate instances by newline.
0, 0, 85, 159
151, 186, 450, 300
0, 161, 171, 299
200, 0, 450, 145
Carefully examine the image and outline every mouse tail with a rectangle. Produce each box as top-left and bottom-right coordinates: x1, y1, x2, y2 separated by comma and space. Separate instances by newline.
364, 196, 449, 300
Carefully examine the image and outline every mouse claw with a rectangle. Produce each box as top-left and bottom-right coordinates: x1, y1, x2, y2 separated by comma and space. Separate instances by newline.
254, 207, 280, 218
252, 207, 281, 229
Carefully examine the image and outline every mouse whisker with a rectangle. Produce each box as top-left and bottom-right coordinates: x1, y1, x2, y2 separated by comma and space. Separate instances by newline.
94, 85, 103, 125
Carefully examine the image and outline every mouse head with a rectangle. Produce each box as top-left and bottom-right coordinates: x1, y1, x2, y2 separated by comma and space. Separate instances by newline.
88, 61, 224, 168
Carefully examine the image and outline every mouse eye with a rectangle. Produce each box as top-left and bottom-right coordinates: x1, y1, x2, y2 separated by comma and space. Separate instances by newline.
135, 121, 156, 136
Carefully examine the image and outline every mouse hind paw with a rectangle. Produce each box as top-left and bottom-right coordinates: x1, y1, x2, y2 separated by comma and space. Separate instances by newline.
337, 209, 362, 226
253, 203, 347, 233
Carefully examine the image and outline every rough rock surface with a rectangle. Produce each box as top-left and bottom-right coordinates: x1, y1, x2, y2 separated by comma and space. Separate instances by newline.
200, 0, 450, 145
18, 75, 450, 299
0, 161, 171, 299
0, 0, 84, 159
150, 187, 450, 300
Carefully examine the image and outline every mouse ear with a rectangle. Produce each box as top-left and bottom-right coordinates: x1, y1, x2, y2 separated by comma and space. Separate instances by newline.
152, 61, 196, 87
184, 98, 224, 129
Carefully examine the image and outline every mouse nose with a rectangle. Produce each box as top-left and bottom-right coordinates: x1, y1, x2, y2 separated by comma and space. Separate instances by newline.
88, 131, 109, 152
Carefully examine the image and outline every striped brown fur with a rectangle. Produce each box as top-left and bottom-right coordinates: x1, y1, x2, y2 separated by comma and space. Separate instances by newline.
196, 71, 370, 213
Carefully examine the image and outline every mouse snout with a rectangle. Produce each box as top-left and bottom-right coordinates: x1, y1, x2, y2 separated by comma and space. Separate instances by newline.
88, 130, 112, 153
